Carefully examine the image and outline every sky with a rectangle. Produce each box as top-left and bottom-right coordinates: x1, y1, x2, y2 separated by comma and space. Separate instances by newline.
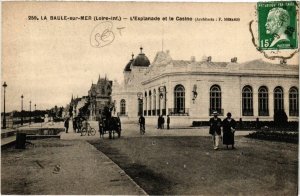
2, 2, 298, 112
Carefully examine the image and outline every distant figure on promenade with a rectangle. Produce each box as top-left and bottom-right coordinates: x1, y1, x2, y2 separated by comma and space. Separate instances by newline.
222, 112, 237, 149
161, 115, 165, 129
139, 115, 145, 134
64, 117, 70, 133
73, 117, 77, 133
77, 115, 83, 133
157, 116, 161, 129
209, 111, 222, 150
167, 115, 170, 129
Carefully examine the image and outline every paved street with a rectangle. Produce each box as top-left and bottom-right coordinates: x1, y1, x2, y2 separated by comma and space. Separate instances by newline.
1, 138, 146, 195
1, 121, 297, 195
90, 135, 298, 195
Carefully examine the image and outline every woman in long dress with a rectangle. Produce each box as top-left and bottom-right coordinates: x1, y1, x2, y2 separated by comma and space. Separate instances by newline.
222, 112, 237, 149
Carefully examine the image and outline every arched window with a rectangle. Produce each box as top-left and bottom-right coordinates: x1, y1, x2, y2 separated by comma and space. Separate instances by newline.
210, 85, 222, 115
242, 86, 253, 116
274, 86, 284, 112
157, 89, 161, 116
153, 89, 156, 115
120, 99, 126, 115
174, 85, 185, 114
138, 99, 143, 116
289, 87, 298, 116
258, 86, 269, 116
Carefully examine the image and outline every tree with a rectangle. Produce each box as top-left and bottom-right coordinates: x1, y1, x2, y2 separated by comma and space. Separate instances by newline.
58, 107, 64, 118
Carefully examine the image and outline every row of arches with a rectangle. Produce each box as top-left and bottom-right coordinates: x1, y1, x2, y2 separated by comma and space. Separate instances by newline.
143, 88, 166, 116
119, 85, 298, 117
241, 85, 298, 116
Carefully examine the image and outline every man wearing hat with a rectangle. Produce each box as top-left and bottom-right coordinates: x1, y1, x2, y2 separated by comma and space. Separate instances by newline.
209, 111, 222, 150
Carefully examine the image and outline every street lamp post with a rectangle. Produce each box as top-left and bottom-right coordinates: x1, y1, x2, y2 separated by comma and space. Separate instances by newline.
29, 100, 32, 125
21, 95, 24, 125
2, 82, 7, 129
34, 104, 37, 124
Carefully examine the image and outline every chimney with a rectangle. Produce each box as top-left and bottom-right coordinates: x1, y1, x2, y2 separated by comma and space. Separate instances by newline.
231, 57, 237, 63
207, 56, 212, 62
191, 56, 196, 62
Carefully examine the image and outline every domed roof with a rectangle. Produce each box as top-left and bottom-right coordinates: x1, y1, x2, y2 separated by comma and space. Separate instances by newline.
124, 54, 134, 72
132, 47, 150, 67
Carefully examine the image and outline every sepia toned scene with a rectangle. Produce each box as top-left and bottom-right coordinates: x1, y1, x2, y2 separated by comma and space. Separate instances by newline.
1, 1, 298, 195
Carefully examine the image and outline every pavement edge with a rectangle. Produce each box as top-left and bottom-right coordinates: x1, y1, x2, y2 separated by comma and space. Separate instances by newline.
86, 142, 149, 196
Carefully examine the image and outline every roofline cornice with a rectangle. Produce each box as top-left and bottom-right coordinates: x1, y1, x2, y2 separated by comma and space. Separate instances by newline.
141, 71, 299, 85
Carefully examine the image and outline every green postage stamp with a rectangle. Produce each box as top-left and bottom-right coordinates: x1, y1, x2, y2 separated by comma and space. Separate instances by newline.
258, 1, 298, 50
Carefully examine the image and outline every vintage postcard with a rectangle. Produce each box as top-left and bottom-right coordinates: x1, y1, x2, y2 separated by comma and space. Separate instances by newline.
1, 1, 299, 195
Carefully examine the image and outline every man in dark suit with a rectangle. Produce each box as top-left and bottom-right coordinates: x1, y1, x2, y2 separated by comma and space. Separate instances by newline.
139, 115, 145, 134
64, 117, 70, 133
161, 115, 165, 129
209, 111, 222, 150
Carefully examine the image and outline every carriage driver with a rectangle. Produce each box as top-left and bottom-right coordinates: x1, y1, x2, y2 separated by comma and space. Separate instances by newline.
102, 102, 113, 129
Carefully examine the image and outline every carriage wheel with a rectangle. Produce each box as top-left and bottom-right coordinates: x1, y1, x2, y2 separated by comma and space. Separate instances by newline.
109, 131, 112, 139
81, 128, 87, 136
90, 128, 96, 136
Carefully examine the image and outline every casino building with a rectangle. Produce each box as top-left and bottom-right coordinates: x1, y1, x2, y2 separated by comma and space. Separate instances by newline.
112, 47, 299, 126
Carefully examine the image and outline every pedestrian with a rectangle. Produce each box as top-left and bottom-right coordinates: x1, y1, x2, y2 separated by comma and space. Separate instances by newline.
64, 117, 69, 133
77, 116, 83, 133
209, 111, 222, 150
139, 115, 145, 134
222, 112, 237, 149
167, 115, 170, 129
157, 115, 161, 129
102, 103, 112, 130
161, 115, 165, 129
73, 117, 77, 132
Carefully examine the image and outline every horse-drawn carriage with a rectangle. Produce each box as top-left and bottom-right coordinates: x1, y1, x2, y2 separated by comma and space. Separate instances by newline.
99, 116, 121, 139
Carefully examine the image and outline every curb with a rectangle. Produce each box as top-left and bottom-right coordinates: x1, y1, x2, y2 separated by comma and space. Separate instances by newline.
86, 142, 148, 195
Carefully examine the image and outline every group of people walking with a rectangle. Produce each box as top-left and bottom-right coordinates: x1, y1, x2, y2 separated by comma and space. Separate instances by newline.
209, 111, 236, 150
157, 115, 170, 129
64, 115, 86, 133
138, 114, 171, 133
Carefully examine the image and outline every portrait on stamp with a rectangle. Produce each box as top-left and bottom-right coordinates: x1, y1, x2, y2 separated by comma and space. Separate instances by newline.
258, 1, 298, 50
265, 8, 291, 47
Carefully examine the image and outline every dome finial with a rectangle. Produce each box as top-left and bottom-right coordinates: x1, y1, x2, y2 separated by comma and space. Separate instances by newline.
140, 46, 143, 54
131, 53, 134, 59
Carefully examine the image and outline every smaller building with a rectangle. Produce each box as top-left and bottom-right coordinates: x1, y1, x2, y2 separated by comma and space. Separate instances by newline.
88, 75, 113, 120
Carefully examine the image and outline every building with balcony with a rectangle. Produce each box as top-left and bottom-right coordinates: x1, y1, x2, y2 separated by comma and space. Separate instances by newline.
112, 47, 299, 126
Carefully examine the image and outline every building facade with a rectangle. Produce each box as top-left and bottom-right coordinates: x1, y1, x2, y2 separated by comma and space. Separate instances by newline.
88, 76, 113, 120
112, 47, 299, 126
